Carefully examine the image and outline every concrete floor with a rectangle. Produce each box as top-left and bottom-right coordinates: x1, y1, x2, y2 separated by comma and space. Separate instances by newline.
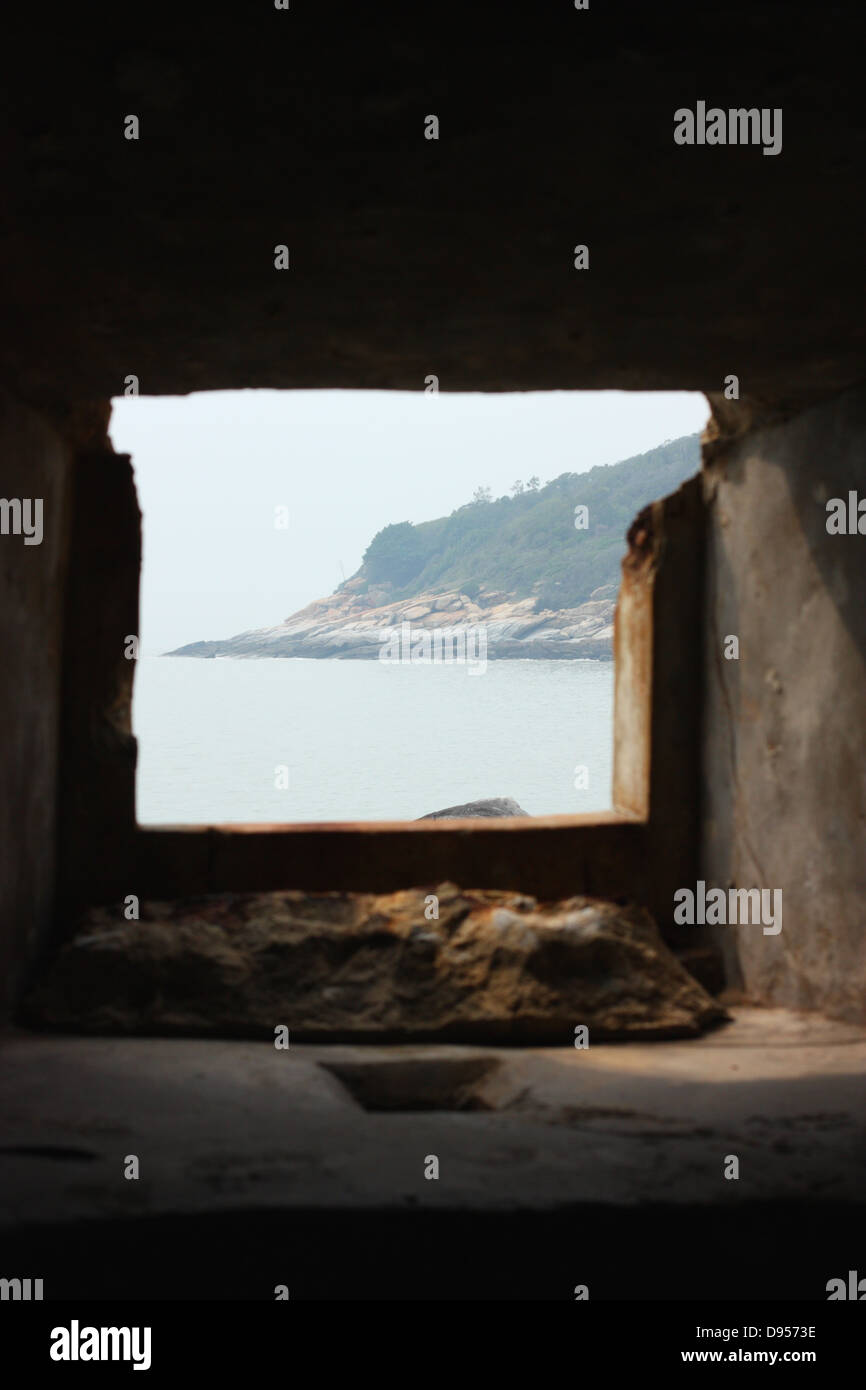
1, 1006, 864, 1298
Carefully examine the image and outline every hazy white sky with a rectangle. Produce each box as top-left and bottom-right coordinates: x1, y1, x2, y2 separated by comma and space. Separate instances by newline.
110, 389, 708, 654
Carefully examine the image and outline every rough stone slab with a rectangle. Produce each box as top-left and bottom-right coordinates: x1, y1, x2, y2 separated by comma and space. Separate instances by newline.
23, 884, 725, 1042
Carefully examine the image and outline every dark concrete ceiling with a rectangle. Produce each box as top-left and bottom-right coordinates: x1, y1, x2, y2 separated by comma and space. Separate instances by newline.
1, 5, 865, 412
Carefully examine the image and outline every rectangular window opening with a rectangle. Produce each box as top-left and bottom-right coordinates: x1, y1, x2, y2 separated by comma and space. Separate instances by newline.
111, 389, 708, 831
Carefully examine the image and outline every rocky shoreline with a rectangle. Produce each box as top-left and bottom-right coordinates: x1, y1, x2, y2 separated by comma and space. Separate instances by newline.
168, 580, 616, 661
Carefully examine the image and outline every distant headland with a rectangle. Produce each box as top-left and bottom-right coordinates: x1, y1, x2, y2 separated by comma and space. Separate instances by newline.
168, 433, 700, 661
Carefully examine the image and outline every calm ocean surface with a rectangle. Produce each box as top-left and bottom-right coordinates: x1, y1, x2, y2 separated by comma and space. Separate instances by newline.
133, 656, 614, 824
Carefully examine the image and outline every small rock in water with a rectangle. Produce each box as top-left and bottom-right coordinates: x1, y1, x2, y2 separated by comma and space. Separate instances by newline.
417, 797, 529, 820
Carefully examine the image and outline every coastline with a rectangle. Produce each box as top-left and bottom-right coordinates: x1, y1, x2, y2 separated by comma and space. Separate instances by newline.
167, 582, 616, 662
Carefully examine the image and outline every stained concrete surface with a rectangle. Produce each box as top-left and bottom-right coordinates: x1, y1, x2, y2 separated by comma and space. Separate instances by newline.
702, 385, 866, 1022
0, 1006, 864, 1299
2, 1007, 863, 1224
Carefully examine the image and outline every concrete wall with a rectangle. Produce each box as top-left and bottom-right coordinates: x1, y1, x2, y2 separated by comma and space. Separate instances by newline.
0, 392, 72, 1013
702, 384, 866, 1021
3, 11, 866, 412
56, 450, 140, 918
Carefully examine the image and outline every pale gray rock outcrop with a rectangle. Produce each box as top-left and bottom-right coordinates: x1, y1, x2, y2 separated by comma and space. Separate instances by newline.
167, 581, 616, 660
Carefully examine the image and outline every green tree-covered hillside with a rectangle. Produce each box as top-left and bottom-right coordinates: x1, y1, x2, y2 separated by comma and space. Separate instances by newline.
357, 432, 700, 609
